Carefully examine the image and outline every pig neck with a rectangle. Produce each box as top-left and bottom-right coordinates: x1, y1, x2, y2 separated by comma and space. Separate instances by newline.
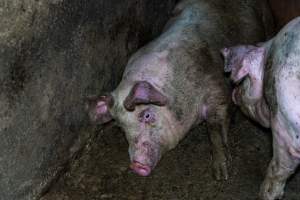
248, 41, 273, 99
241, 77, 270, 128
243, 42, 273, 128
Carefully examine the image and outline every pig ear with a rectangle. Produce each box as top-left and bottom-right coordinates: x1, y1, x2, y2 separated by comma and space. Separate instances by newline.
123, 81, 168, 111
231, 60, 250, 83
241, 46, 266, 80
222, 46, 265, 83
85, 94, 114, 124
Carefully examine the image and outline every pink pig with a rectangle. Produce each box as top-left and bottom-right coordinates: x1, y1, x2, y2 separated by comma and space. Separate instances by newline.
87, 0, 273, 180
222, 17, 300, 200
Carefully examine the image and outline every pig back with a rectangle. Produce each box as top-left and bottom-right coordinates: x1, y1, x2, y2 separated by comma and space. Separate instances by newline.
119, 0, 275, 126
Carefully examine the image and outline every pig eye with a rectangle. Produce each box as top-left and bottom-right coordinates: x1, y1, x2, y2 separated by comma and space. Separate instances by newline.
139, 109, 155, 123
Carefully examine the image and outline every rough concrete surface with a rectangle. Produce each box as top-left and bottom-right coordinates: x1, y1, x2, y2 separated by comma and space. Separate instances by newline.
0, 0, 177, 199
41, 112, 300, 200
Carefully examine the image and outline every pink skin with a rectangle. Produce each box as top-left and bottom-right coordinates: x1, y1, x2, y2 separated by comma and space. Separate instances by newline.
130, 161, 152, 176
123, 81, 168, 111
128, 107, 161, 176
96, 101, 107, 114
289, 148, 300, 159
129, 139, 160, 177
129, 140, 160, 176
88, 81, 177, 177
223, 35, 300, 199
233, 86, 270, 128
86, 95, 113, 124
121, 82, 171, 177
222, 45, 270, 127
276, 70, 300, 159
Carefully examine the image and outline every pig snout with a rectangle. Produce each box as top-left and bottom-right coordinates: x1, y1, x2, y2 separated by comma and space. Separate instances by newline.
130, 161, 152, 176
129, 140, 161, 176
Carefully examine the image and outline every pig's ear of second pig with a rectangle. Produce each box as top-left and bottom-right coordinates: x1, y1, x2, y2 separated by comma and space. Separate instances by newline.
242, 46, 266, 79
229, 46, 265, 83
85, 95, 114, 124
123, 81, 168, 111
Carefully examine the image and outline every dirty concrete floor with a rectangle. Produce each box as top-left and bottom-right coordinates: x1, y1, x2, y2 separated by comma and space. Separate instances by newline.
41, 112, 300, 200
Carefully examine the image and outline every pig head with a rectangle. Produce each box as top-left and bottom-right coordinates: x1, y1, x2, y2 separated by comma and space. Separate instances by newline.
221, 44, 270, 127
86, 80, 183, 176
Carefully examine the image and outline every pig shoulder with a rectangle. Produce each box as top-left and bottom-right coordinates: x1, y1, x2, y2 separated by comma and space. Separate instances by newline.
264, 17, 300, 143
264, 17, 300, 112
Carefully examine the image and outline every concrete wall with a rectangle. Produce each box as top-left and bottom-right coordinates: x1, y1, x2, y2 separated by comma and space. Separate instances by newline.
0, 0, 177, 199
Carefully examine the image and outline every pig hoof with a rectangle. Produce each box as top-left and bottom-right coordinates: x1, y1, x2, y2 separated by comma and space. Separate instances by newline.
212, 159, 228, 181
259, 180, 284, 200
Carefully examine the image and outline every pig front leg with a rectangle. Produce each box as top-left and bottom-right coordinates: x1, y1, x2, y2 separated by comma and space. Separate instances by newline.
259, 119, 299, 200
206, 106, 230, 180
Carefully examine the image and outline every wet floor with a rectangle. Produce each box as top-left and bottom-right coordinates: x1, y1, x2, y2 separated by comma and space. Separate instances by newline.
41, 112, 300, 200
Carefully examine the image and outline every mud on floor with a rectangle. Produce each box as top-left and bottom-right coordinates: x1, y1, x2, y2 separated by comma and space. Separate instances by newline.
41, 112, 300, 200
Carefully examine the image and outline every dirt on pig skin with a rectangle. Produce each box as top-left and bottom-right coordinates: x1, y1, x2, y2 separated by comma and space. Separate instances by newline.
41, 112, 300, 200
